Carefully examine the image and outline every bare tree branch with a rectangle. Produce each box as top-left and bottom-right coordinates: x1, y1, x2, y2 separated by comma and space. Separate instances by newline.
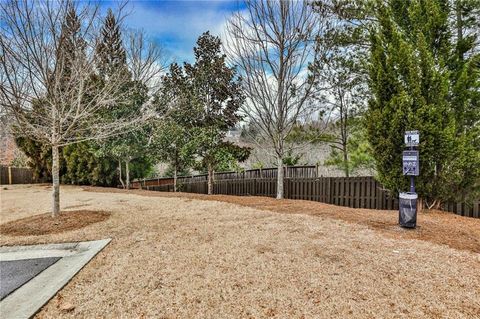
0, 0, 164, 216
225, 0, 332, 198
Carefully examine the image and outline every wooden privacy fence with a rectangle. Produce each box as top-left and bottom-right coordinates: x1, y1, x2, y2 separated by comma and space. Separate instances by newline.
0, 166, 35, 185
143, 176, 480, 219
131, 165, 318, 189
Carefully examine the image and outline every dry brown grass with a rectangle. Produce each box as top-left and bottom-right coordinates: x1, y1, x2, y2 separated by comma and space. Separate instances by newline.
1, 185, 479, 318
84, 186, 480, 254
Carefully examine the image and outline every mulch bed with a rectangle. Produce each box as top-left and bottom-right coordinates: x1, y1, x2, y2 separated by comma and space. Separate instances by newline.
0, 210, 111, 236
83, 186, 480, 254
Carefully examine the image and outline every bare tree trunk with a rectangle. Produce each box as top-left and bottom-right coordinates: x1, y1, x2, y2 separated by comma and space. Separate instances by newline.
118, 160, 125, 189
207, 163, 214, 195
418, 197, 424, 212
51, 145, 60, 218
276, 156, 284, 199
343, 144, 350, 178
227, 2, 326, 201
1, 2, 165, 218
173, 165, 177, 192
125, 159, 130, 190
425, 198, 442, 210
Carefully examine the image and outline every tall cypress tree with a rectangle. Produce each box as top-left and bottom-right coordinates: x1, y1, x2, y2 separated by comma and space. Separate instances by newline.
93, 9, 151, 188
367, 0, 479, 207
57, 6, 86, 81
61, 8, 130, 187
447, 0, 480, 204
95, 9, 127, 77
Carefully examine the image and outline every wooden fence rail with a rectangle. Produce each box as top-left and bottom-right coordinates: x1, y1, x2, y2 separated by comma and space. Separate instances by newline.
3, 164, 478, 218
131, 165, 319, 189
143, 176, 480, 219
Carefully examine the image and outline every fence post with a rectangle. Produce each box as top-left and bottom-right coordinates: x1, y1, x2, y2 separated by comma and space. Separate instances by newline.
327, 177, 332, 204
8, 166, 12, 185
285, 178, 289, 199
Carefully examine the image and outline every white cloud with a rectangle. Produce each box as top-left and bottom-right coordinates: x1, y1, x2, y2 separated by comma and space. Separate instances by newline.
123, 1, 237, 62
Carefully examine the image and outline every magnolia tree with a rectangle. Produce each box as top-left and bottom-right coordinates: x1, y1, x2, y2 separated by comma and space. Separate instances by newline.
155, 32, 249, 195
152, 63, 196, 192
0, 1, 162, 217
226, 0, 332, 199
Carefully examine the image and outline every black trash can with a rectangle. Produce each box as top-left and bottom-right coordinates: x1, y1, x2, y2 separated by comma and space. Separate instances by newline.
399, 192, 417, 228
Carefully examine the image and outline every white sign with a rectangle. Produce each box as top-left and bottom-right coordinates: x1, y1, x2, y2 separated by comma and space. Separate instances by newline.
405, 130, 419, 146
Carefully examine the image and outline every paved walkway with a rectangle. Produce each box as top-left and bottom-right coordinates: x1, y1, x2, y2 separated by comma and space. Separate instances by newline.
0, 239, 110, 319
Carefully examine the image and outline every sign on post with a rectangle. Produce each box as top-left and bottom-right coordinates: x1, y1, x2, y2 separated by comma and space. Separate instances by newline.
404, 130, 419, 147
403, 150, 419, 176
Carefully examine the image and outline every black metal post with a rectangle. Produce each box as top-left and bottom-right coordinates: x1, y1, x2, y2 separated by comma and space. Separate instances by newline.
410, 144, 415, 192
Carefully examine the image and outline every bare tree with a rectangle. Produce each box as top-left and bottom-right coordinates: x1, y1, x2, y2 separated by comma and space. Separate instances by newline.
309, 52, 367, 177
0, 1, 162, 217
226, 0, 331, 199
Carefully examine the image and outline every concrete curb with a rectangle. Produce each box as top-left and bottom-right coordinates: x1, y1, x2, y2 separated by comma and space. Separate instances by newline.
0, 239, 111, 319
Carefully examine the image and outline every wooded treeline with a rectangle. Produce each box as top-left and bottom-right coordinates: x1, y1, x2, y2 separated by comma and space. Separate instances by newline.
1, 0, 479, 217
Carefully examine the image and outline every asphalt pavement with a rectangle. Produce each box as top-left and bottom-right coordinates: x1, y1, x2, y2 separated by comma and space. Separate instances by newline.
0, 257, 61, 300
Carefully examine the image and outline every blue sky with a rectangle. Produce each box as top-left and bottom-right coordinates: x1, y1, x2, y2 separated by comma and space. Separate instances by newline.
104, 0, 246, 63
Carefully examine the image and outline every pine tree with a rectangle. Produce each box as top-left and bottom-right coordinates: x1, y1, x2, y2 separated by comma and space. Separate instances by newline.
303, 1, 376, 177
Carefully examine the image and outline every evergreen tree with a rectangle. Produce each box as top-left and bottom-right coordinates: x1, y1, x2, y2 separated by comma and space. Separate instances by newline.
57, 5, 87, 85
185, 32, 243, 130
62, 142, 118, 186
367, 0, 479, 207
323, 118, 375, 176
153, 35, 250, 194
152, 63, 196, 192
305, 1, 375, 177
151, 120, 195, 192
309, 51, 370, 177
447, 0, 480, 204
54, 7, 120, 187
184, 32, 250, 194
94, 9, 152, 188
15, 136, 58, 182
14, 98, 59, 181
95, 9, 126, 76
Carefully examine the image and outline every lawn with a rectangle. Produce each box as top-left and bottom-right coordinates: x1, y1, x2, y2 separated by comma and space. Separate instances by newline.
1, 185, 479, 318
